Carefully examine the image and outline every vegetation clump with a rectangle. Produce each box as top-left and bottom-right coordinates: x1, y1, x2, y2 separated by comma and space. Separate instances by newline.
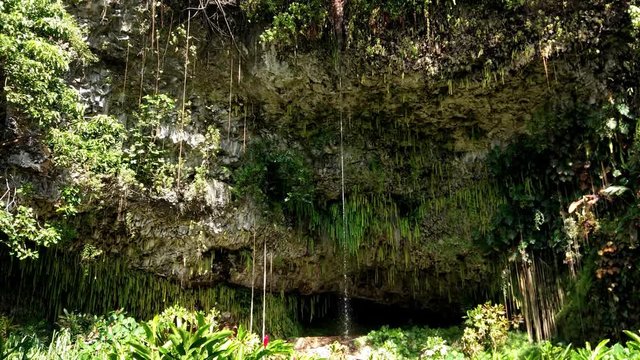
2, 0, 640, 355
0, 0, 93, 128
0, 307, 293, 359
0, 205, 60, 260
460, 303, 510, 357
357, 317, 640, 359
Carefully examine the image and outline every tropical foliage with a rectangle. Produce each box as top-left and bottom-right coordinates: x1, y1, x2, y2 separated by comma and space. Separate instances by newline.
1, 0, 640, 358
0, 0, 91, 257
0, 307, 293, 360
0, 205, 60, 259
360, 324, 640, 360
0, 0, 92, 128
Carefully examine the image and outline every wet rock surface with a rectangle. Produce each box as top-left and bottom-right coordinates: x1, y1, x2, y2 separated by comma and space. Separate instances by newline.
4, 0, 621, 314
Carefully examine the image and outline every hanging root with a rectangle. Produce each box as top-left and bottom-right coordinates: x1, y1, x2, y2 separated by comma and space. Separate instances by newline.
185, 0, 237, 46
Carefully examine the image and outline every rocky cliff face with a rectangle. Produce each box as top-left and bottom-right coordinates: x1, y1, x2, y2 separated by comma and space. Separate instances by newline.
2, 0, 629, 325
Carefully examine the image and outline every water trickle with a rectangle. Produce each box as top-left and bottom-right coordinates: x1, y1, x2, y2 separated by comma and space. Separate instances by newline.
339, 76, 352, 338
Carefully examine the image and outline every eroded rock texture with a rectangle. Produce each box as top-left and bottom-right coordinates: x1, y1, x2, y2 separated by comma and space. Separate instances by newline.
2, 0, 630, 319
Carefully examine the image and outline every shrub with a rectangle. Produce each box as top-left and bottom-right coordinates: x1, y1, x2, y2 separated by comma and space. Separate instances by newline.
235, 139, 315, 216
366, 326, 463, 359
420, 336, 463, 359
0, 204, 61, 259
0, 307, 294, 359
461, 302, 510, 357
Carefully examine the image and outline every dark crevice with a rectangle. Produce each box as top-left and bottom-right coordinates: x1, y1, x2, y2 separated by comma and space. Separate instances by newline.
300, 294, 463, 336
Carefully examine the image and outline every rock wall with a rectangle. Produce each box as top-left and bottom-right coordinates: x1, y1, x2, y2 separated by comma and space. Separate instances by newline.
2, 0, 628, 321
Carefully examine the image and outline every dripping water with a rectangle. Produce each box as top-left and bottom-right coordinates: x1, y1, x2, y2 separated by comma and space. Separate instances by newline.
339, 75, 351, 337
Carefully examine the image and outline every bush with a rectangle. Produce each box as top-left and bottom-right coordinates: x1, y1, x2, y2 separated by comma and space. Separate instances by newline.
0, 204, 61, 259
420, 336, 463, 359
366, 326, 463, 359
0, 307, 293, 359
235, 139, 315, 216
461, 302, 510, 357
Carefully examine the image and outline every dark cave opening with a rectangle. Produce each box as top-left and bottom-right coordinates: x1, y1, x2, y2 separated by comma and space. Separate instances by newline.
299, 295, 464, 336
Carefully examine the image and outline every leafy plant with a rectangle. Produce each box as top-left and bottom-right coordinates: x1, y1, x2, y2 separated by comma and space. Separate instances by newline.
0, 333, 35, 359
522, 341, 572, 360
461, 303, 510, 357
235, 139, 315, 217
0, 204, 60, 259
55, 186, 82, 217
366, 326, 463, 359
129, 316, 235, 360
123, 306, 292, 360
56, 310, 97, 340
0, 0, 93, 128
569, 339, 610, 360
420, 336, 461, 359
50, 115, 126, 178
259, 1, 328, 47
125, 94, 177, 189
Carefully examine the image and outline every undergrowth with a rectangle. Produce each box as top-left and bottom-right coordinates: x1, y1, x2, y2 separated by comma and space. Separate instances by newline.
359, 326, 640, 360
0, 306, 292, 360
4, 302, 640, 359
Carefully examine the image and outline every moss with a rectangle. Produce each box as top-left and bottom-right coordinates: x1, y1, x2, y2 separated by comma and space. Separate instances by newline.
47, 0, 638, 327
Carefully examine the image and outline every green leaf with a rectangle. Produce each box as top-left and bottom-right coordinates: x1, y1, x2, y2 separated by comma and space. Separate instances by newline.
129, 342, 152, 360
600, 186, 631, 197
617, 103, 631, 118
